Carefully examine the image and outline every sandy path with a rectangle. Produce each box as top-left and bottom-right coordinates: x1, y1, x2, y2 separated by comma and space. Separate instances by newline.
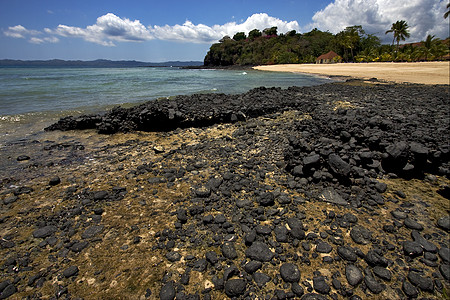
253, 61, 450, 85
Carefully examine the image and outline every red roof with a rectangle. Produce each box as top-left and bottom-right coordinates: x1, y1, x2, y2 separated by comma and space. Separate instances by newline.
317, 51, 339, 60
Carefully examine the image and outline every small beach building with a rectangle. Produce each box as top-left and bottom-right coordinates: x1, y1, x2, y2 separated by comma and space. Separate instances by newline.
316, 51, 341, 64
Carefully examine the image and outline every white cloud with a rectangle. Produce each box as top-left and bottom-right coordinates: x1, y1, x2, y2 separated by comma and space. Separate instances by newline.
3, 25, 40, 38
3, 12, 300, 46
310, 0, 449, 42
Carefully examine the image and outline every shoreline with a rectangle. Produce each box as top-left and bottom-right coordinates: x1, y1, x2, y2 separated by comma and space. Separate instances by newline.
253, 61, 450, 85
0, 81, 449, 299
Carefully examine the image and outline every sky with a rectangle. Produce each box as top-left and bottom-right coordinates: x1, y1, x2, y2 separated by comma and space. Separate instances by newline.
1, 0, 449, 62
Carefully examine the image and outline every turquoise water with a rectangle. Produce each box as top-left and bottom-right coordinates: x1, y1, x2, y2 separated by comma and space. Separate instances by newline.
0, 67, 332, 116
0, 67, 333, 145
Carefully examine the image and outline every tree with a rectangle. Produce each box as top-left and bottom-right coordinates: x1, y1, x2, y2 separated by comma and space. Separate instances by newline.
385, 20, 410, 52
416, 35, 449, 60
445, 3, 450, 19
263, 26, 278, 36
335, 26, 365, 61
233, 32, 246, 41
248, 29, 262, 40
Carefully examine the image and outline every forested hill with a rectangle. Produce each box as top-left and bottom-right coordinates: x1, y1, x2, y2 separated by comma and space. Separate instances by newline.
203, 26, 449, 66
204, 28, 337, 66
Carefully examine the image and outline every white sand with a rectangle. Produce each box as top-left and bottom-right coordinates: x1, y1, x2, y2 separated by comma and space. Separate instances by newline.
253, 62, 450, 85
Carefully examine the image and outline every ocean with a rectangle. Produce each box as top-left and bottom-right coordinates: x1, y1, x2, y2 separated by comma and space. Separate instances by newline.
0, 67, 332, 145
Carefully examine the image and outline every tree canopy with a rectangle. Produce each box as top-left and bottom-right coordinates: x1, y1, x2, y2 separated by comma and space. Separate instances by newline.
204, 23, 449, 66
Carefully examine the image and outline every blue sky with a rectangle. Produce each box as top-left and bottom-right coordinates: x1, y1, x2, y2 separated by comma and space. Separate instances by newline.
1, 0, 448, 61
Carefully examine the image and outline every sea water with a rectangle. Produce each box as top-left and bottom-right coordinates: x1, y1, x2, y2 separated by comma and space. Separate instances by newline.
0, 67, 332, 144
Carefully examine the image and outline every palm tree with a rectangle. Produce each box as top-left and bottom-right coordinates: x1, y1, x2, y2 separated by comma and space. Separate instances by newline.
385, 20, 410, 52
445, 3, 450, 19
416, 35, 449, 60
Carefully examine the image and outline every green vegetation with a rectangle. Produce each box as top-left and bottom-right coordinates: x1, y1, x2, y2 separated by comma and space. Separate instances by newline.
204, 22, 449, 66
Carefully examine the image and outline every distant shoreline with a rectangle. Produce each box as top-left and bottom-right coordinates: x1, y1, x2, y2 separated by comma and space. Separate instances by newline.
0, 59, 203, 68
253, 61, 450, 85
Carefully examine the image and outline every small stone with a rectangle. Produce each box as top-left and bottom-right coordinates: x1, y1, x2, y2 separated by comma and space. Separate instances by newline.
350, 226, 372, 245
316, 241, 332, 253
280, 263, 301, 283
222, 242, 237, 259
252, 272, 271, 288
345, 264, 363, 286
411, 230, 437, 253
402, 280, 418, 298
258, 192, 275, 206
165, 251, 181, 262
372, 266, 392, 281
244, 261, 262, 274
81, 225, 104, 239
439, 247, 450, 263
408, 272, 434, 292
439, 264, 450, 281
313, 276, 330, 294
319, 188, 347, 205
63, 266, 79, 278
224, 279, 246, 297
159, 281, 176, 300
205, 251, 218, 265
337, 246, 357, 262
403, 241, 423, 257
245, 242, 274, 262
291, 282, 304, 297
17, 155, 30, 161
32, 225, 57, 239
437, 215, 450, 231
364, 272, 384, 294
274, 225, 288, 243
49, 176, 61, 186
0, 283, 17, 299
404, 218, 424, 231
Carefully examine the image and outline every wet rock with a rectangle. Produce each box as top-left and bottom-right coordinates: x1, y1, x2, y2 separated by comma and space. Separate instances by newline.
345, 264, 363, 286
280, 263, 301, 283
245, 242, 274, 262
224, 279, 246, 297
32, 225, 57, 239
63, 266, 79, 278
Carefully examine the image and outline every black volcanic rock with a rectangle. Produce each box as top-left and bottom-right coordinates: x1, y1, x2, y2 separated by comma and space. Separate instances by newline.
245, 242, 274, 262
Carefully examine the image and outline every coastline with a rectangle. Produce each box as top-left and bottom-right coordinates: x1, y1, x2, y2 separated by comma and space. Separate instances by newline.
0, 81, 449, 299
253, 61, 450, 85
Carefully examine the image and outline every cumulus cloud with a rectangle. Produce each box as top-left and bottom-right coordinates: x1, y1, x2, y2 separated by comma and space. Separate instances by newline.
3, 12, 300, 46
310, 0, 449, 42
150, 13, 300, 43
3, 25, 40, 39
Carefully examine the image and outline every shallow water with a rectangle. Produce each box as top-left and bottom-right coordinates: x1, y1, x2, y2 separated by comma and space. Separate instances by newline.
0, 67, 332, 147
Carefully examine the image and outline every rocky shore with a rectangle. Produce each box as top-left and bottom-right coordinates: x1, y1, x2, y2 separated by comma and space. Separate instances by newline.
1, 80, 449, 299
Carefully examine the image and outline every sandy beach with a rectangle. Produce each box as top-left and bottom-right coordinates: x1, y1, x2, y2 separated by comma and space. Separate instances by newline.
254, 61, 450, 85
